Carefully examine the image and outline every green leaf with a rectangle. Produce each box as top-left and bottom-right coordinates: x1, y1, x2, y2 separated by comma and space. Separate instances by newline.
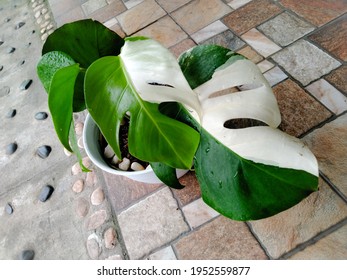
48, 64, 80, 152
150, 162, 185, 189
42, 19, 124, 68
85, 55, 200, 169
178, 45, 244, 89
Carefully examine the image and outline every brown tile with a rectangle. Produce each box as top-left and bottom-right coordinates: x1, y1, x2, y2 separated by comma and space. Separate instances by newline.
250, 180, 347, 259
325, 65, 347, 96
102, 171, 162, 213
273, 79, 333, 137
90, 1, 127, 22
174, 216, 268, 259
237, 45, 263, 63
55, 6, 86, 27
169, 38, 196, 58
171, 0, 232, 34
223, 0, 282, 35
279, 0, 347, 27
108, 23, 126, 38
172, 171, 201, 206
303, 114, 347, 197
289, 224, 347, 259
116, 0, 166, 35
133, 16, 187, 48
309, 14, 347, 62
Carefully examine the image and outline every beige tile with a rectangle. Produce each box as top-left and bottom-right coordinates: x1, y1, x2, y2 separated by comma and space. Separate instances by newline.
182, 198, 219, 229
250, 180, 347, 259
237, 45, 263, 63
82, 0, 107, 15
89, 0, 126, 22
117, 0, 166, 35
241, 28, 281, 57
134, 16, 187, 48
147, 246, 177, 260
257, 59, 275, 73
303, 114, 347, 197
174, 216, 268, 259
228, 0, 252, 9
123, 0, 144, 9
170, 38, 196, 58
191, 20, 228, 43
117, 187, 189, 259
156, 0, 191, 13
306, 79, 347, 115
171, 0, 232, 34
263, 66, 288, 86
55, 6, 86, 27
289, 224, 347, 259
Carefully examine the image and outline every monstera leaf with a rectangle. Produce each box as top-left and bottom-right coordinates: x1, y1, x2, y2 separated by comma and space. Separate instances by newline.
178, 45, 319, 220
84, 37, 200, 170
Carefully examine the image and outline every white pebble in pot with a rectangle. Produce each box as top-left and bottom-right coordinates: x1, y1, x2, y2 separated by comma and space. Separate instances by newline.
119, 158, 130, 171
131, 162, 145, 171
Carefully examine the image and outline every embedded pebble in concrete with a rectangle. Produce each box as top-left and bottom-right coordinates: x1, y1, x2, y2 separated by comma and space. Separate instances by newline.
0, 86, 10, 98
15, 22, 25, 29
0, 41, 3, 46
4, 18, 10, 23
76, 197, 89, 217
6, 109, 16, 118
0, 65, 3, 71
7, 47, 16, 53
20, 250, 35, 260
5, 203, 13, 215
6, 142, 18, 155
72, 179, 84, 193
34, 111, 48, 120
36, 145, 52, 158
85, 210, 107, 230
91, 187, 105, 206
38, 185, 54, 202
19, 79, 33, 90
104, 227, 117, 249
74, 122, 84, 136
18, 60, 25, 66
87, 237, 100, 260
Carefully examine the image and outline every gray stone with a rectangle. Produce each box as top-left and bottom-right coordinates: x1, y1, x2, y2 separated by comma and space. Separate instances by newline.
6, 109, 16, 118
34, 112, 48, 120
36, 145, 52, 158
6, 142, 18, 155
15, 21, 25, 29
19, 79, 33, 90
38, 185, 54, 202
203, 30, 245, 51
20, 250, 35, 260
6, 47, 16, 53
5, 203, 13, 215
258, 12, 315, 46
272, 40, 341, 86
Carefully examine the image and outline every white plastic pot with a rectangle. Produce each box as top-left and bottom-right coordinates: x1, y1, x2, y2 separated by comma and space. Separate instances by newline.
83, 114, 188, 184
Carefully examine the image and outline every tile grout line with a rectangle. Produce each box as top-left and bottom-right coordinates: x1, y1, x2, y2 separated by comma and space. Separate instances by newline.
319, 171, 347, 205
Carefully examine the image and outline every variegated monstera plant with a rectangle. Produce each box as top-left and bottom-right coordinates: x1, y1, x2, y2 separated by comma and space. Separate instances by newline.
37, 20, 319, 220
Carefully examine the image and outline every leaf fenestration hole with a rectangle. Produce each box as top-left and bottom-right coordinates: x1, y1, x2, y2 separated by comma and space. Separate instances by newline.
224, 118, 267, 129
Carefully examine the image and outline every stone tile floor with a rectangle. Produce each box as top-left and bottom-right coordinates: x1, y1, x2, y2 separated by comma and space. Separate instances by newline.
0, 0, 346, 260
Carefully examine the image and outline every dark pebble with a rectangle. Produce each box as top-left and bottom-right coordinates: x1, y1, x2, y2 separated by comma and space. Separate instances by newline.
35, 112, 48, 120
6, 109, 16, 118
39, 185, 54, 202
18, 60, 25, 66
37, 145, 52, 158
0, 41, 3, 46
15, 22, 25, 29
5, 203, 13, 215
19, 79, 32, 90
0, 65, 3, 71
6, 47, 15, 54
4, 18, 11, 23
20, 250, 35, 260
6, 142, 17, 155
